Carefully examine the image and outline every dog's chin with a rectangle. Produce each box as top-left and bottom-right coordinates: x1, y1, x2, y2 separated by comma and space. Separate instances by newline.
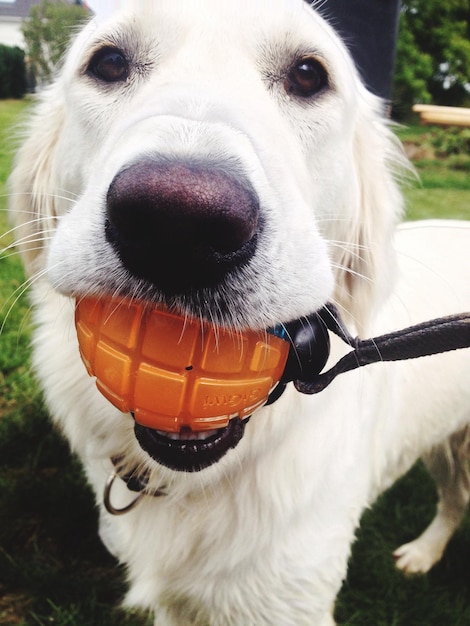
134, 418, 248, 472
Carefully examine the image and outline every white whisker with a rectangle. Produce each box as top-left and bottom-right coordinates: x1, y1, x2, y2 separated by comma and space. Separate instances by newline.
0, 264, 50, 336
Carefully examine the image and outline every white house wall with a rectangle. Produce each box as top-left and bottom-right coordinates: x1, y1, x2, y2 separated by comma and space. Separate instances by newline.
0, 17, 24, 48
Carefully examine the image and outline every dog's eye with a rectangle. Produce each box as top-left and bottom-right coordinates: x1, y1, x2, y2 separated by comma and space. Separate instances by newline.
87, 47, 129, 83
285, 57, 328, 98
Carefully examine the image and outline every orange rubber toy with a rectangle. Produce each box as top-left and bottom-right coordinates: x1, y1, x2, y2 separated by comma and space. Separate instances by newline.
75, 296, 289, 433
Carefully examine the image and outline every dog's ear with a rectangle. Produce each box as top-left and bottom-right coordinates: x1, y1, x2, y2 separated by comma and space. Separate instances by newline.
9, 86, 65, 277
331, 93, 407, 332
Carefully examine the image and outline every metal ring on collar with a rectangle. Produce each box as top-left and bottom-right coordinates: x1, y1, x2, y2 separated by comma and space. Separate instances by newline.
103, 471, 146, 515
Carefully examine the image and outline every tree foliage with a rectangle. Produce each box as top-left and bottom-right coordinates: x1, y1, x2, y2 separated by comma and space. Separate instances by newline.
22, 0, 88, 86
392, 0, 470, 118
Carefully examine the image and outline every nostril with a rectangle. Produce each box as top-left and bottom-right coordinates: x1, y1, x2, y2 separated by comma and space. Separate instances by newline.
105, 159, 260, 293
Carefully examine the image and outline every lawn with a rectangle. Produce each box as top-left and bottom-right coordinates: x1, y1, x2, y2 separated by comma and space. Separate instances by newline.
398, 124, 470, 221
1, 99, 469, 625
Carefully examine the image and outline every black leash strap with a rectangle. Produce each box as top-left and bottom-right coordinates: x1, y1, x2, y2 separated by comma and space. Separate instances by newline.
294, 305, 470, 395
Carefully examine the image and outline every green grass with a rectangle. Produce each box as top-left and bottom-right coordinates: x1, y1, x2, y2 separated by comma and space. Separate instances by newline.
0, 99, 39, 429
1, 100, 469, 625
397, 124, 470, 221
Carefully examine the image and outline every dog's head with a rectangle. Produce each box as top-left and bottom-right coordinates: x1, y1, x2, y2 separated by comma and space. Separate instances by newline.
10, 0, 405, 479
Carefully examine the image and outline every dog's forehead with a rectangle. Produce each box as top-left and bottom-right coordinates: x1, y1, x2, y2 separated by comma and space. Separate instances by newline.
88, 0, 311, 22
75, 0, 343, 64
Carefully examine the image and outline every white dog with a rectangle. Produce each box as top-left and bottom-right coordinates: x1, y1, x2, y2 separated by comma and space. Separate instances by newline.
9, 1, 470, 624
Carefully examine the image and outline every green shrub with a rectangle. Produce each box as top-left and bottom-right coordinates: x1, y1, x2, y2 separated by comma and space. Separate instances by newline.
431, 127, 470, 157
0, 44, 27, 99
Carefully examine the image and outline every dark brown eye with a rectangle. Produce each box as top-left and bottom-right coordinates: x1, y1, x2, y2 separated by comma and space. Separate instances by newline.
284, 57, 328, 98
88, 47, 129, 83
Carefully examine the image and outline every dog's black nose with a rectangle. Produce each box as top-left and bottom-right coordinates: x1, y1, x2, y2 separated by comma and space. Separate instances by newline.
105, 160, 260, 293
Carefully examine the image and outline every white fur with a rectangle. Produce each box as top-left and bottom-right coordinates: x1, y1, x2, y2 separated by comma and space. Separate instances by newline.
9, 1, 470, 624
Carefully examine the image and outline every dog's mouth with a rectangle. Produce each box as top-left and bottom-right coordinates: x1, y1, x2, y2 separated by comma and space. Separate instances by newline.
75, 296, 290, 471
134, 418, 248, 472
75, 295, 331, 473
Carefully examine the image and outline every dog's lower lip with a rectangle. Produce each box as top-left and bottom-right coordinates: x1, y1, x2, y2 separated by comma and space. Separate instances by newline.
134, 418, 248, 472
